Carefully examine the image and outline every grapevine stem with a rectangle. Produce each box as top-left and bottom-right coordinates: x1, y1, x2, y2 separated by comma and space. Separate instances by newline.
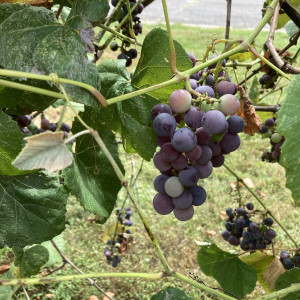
56, 101, 68, 132
64, 130, 91, 145
161, 0, 177, 74
254, 283, 300, 300
223, 164, 298, 247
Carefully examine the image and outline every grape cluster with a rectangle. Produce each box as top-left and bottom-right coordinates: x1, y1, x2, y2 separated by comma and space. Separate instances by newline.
103, 207, 133, 268
280, 250, 300, 270
222, 203, 277, 250
151, 79, 244, 221
16, 114, 32, 135
259, 118, 285, 163
110, 41, 138, 67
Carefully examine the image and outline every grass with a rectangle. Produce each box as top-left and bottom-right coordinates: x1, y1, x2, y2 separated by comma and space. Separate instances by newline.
2, 23, 300, 300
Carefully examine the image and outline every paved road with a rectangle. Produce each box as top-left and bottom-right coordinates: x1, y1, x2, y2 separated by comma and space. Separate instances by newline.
142, 0, 268, 29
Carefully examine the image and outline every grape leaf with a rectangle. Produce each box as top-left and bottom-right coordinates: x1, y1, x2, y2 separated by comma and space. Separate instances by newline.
197, 244, 257, 298
275, 268, 300, 300
0, 111, 30, 176
0, 4, 101, 107
151, 287, 192, 300
0, 265, 15, 300
285, 21, 298, 37
241, 252, 275, 292
131, 28, 191, 101
63, 108, 124, 223
0, 172, 67, 248
41, 235, 65, 267
12, 131, 73, 173
277, 75, 300, 206
263, 257, 286, 291
98, 59, 159, 161
13, 245, 49, 277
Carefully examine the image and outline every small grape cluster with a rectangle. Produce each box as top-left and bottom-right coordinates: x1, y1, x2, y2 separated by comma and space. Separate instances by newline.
259, 118, 285, 163
280, 250, 300, 270
103, 207, 133, 268
259, 73, 276, 89
110, 41, 138, 67
151, 73, 244, 221
222, 203, 277, 250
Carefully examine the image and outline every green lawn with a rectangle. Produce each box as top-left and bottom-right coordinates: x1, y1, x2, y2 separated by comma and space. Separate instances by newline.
3, 23, 300, 300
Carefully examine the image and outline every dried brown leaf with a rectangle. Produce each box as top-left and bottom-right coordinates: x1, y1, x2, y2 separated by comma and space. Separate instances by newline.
263, 257, 286, 290
237, 87, 263, 136
0, 264, 11, 275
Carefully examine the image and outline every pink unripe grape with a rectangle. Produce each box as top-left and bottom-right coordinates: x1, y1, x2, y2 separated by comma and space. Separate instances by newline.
218, 94, 240, 115
169, 89, 192, 113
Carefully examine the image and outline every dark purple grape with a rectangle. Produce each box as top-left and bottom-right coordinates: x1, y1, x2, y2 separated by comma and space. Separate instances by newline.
173, 206, 194, 221
171, 153, 188, 170
216, 81, 237, 97
153, 152, 172, 171
178, 166, 200, 187
193, 161, 213, 179
153, 113, 176, 137
190, 72, 200, 81
49, 123, 57, 132
208, 141, 221, 156
263, 217, 274, 226
259, 124, 268, 134
202, 110, 228, 135
225, 221, 233, 231
282, 258, 295, 270
161, 142, 179, 162
189, 79, 198, 90
118, 53, 132, 67
17, 115, 31, 127
151, 104, 172, 120
110, 42, 118, 51
265, 118, 275, 127
171, 128, 197, 152
240, 240, 250, 250
185, 145, 202, 161
196, 127, 211, 145
173, 189, 193, 209
195, 85, 215, 98
153, 193, 174, 215
252, 229, 262, 240
280, 251, 290, 262
236, 207, 247, 216
211, 153, 224, 167
127, 48, 138, 59
226, 207, 233, 217
205, 75, 215, 87
190, 185, 207, 206
264, 229, 276, 240
36, 128, 44, 134
196, 145, 212, 164
242, 231, 251, 241
235, 218, 245, 229
220, 133, 241, 153
259, 74, 272, 85
156, 135, 171, 146
184, 107, 204, 129
228, 235, 240, 246
227, 115, 244, 134
187, 52, 196, 66
246, 203, 254, 210
250, 222, 258, 231
153, 175, 169, 194
61, 122, 70, 133
222, 230, 230, 241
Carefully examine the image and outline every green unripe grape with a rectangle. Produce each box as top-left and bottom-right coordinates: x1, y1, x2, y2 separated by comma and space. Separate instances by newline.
263, 131, 272, 138
164, 176, 184, 198
211, 133, 224, 142
201, 102, 213, 112
271, 132, 282, 144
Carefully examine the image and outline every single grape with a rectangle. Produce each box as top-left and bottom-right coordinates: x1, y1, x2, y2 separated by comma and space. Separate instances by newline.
117, 53, 132, 67
184, 107, 204, 129
41, 118, 50, 130
173, 205, 194, 221
36, 128, 44, 134
208, 141, 221, 156
228, 235, 240, 246
293, 255, 300, 266
259, 74, 272, 85
153, 113, 177, 137
259, 124, 268, 134
195, 127, 211, 145
227, 115, 244, 134
164, 176, 184, 197
110, 42, 118, 51
171, 128, 197, 152
153, 193, 174, 215
178, 166, 200, 187
196, 145, 212, 164
173, 189, 193, 209
282, 258, 295, 270
235, 218, 245, 229
246, 203, 254, 210
127, 48, 138, 59
271, 133, 282, 144
153, 152, 172, 171
242, 231, 252, 241
265, 118, 275, 127
171, 153, 188, 170
205, 75, 215, 87
220, 133, 241, 153
169, 89, 192, 113
211, 153, 225, 167
161, 142, 179, 162
153, 175, 169, 194
249, 222, 258, 231
191, 72, 201, 81
236, 207, 247, 216
222, 230, 230, 241
49, 123, 57, 132
216, 81, 237, 96
185, 145, 202, 161
190, 185, 207, 206
195, 85, 215, 98
264, 229, 276, 240
263, 217, 274, 226
61, 122, 71, 133
151, 104, 172, 120
225, 221, 233, 231
156, 135, 171, 147
280, 251, 290, 262
218, 94, 240, 115
252, 229, 262, 240
189, 79, 198, 90
17, 115, 31, 127
240, 239, 250, 250
193, 161, 213, 179
202, 110, 228, 135
187, 52, 196, 66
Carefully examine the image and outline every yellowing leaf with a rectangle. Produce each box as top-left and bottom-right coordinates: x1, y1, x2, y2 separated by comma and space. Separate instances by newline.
263, 257, 286, 291
12, 132, 73, 172
229, 43, 256, 62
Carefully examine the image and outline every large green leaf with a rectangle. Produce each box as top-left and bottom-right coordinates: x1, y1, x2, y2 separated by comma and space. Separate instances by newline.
151, 287, 192, 300
0, 172, 68, 248
277, 75, 300, 206
0, 111, 29, 176
0, 4, 101, 107
275, 268, 300, 300
63, 108, 124, 223
241, 252, 275, 292
197, 244, 257, 299
98, 59, 159, 161
13, 245, 49, 277
132, 28, 191, 101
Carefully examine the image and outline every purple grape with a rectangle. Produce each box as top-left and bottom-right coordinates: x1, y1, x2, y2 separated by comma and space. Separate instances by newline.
242, 231, 252, 241
153, 113, 177, 137
173, 206, 194, 221
171, 153, 188, 170
225, 221, 233, 231
156, 135, 171, 146
153, 193, 174, 215
151, 104, 172, 120
228, 235, 240, 246
17, 115, 31, 127
246, 203, 254, 210
250, 222, 258, 231
190, 185, 207, 206
185, 145, 202, 160
216, 81, 237, 96
202, 110, 228, 135
153, 152, 172, 171
36, 128, 44, 134
227, 115, 244, 134
235, 218, 245, 229
259, 74, 272, 85
218, 94, 240, 115
193, 161, 213, 179
187, 52, 196, 66
153, 175, 169, 194
222, 230, 230, 241
49, 123, 57, 132
184, 107, 204, 129
173, 189, 193, 209
171, 128, 197, 152
259, 124, 268, 134
41, 118, 50, 130
282, 258, 295, 270
161, 142, 179, 162
195, 85, 215, 98
264, 229, 276, 240
61, 122, 71, 133
208, 55, 226, 69
220, 133, 241, 153
265, 118, 275, 127
196, 127, 211, 145
205, 75, 215, 87
263, 217, 274, 226
178, 166, 200, 187
236, 207, 247, 216
196, 145, 212, 164
280, 251, 290, 262
208, 141, 221, 156
191, 72, 201, 81
188, 79, 199, 91
211, 153, 225, 167
169, 89, 192, 113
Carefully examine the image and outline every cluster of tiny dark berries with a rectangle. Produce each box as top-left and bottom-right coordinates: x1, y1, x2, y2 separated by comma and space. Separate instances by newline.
103, 207, 133, 268
280, 250, 300, 270
110, 41, 138, 67
259, 117, 285, 163
222, 203, 277, 250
